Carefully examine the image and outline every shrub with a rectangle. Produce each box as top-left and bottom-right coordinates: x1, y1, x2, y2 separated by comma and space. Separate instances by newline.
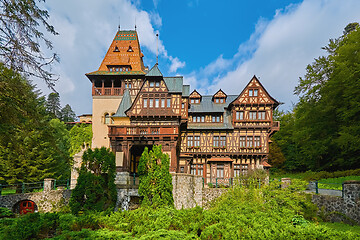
69, 147, 117, 214
138, 145, 173, 208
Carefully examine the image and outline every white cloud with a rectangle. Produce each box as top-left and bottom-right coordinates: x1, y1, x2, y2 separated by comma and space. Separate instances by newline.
169, 56, 186, 73
35, 0, 183, 115
187, 0, 360, 110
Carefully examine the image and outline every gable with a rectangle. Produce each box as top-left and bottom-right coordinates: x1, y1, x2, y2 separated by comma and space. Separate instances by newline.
213, 89, 227, 99
232, 76, 278, 106
189, 90, 202, 99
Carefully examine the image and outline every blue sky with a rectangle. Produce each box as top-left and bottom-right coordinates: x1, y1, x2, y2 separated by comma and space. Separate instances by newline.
35, 0, 360, 116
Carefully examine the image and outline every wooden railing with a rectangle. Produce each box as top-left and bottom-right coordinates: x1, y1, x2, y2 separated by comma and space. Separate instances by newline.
92, 87, 122, 96
109, 126, 178, 136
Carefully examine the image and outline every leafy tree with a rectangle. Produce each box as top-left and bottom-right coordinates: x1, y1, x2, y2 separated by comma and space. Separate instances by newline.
0, 64, 71, 185
268, 141, 286, 168
46, 92, 61, 119
138, 145, 174, 208
276, 23, 360, 171
0, 0, 59, 89
69, 123, 92, 156
69, 147, 117, 214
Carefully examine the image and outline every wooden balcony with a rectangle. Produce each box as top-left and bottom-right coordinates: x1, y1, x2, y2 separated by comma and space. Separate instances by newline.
108, 125, 179, 137
269, 121, 280, 136
92, 87, 123, 96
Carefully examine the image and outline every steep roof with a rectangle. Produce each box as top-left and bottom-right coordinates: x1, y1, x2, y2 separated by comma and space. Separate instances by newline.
146, 63, 163, 77
182, 85, 190, 97
189, 95, 237, 113
86, 30, 146, 76
164, 76, 183, 93
113, 89, 132, 117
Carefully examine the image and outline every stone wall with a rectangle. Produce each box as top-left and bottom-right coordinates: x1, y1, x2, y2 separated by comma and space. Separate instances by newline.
312, 180, 360, 224
0, 190, 71, 213
171, 173, 203, 209
202, 188, 228, 209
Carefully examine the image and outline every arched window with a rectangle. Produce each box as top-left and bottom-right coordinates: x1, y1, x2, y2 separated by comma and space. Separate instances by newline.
104, 113, 110, 124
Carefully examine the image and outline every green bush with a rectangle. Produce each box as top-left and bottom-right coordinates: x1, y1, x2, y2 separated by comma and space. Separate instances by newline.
1, 179, 360, 239
0, 207, 13, 218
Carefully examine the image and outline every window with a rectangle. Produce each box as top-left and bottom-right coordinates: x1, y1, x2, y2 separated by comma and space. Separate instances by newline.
194, 136, 200, 147
187, 136, 193, 147
167, 98, 171, 107
254, 136, 261, 147
220, 136, 226, 147
198, 165, 203, 176
254, 89, 258, 96
212, 116, 215, 122
182, 103, 185, 109
216, 116, 220, 122
104, 113, 110, 124
213, 136, 219, 147
234, 164, 241, 177
149, 81, 154, 87
249, 111, 257, 120
155, 98, 159, 108
180, 167, 185, 173
215, 98, 219, 103
161, 99, 165, 108
249, 89, 253, 97
240, 137, 246, 148
241, 164, 248, 174
149, 99, 153, 108
155, 81, 160, 87
190, 98, 200, 104
236, 111, 244, 120
143, 99, 148, 108
201, 116, 205, 122
259, 111, 266, 120
127, 46, 133, 52
213, 136, 226, 147
190, 164, 196, 175
247, 136, 253, 148
217, 164, 224, 178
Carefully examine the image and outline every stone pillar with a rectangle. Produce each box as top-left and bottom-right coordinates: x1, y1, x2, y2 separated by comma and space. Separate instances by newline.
281, 178, 291, 188
44, 178, 55, 192
343, 180, 360, 202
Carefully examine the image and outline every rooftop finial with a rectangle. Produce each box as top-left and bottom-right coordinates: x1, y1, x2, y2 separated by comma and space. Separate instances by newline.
156, 33, 159, 65
118, 16, 121, 31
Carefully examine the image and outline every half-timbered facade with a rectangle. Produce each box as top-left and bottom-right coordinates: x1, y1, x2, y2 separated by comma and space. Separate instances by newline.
86, 29, 279, 181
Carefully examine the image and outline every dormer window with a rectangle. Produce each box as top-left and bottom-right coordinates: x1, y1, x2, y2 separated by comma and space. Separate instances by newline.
113, 46, 120, 52
127, 46, 134, 52
213, 89, 227, 103
214, 98, 225, 104
108, 65, 132, 72
190, 98, 200, 104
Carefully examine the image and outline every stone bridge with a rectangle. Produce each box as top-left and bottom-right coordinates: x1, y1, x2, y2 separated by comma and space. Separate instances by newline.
0, 179, 71, 213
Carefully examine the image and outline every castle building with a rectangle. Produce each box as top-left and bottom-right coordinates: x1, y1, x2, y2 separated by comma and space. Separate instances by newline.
86, 29, 279, 182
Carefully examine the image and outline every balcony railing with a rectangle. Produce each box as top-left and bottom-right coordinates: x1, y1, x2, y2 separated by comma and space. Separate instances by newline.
109, 126, 178, 136
93, 87, 122, 96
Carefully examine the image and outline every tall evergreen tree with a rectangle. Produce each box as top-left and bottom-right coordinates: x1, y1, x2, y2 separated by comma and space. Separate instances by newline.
0, 64, 71, 185
46, 92, 61, 119
138, 145, 174, 208
60, 104, 77, 122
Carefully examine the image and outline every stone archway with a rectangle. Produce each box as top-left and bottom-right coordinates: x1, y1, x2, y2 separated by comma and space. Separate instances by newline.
13, 199, 38, 214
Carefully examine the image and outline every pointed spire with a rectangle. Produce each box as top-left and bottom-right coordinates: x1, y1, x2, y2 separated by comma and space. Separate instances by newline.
156, 33, 159, 64
118, 16, 121, 31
